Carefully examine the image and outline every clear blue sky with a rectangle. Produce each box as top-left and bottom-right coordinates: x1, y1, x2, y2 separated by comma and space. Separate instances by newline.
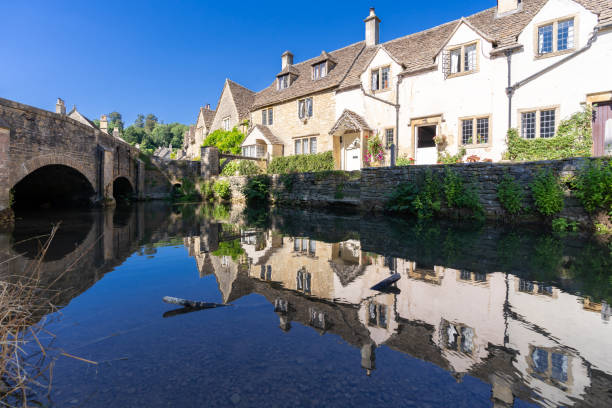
1, 0, 495, 126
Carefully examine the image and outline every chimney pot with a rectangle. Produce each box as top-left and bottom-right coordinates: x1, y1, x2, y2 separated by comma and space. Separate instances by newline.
364, 8, 381, 47
205, 103, 211, 110
112, 127, 119, 137
55, 98, 66, 115
100, 115, 108, 133
281, 51, 294, 70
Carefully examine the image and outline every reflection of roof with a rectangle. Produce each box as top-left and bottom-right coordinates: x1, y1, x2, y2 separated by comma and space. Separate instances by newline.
246, 125, 284, 145
329, 261, 366, 287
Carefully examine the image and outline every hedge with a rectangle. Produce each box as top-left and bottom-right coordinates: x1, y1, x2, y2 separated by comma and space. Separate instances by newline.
267, 151, 334, 174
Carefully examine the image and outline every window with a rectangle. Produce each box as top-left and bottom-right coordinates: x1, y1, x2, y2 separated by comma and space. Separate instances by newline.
222, 117, 230, 131
262, 108, 273, 125
278, 74, 289, 90
460, 116, 489, 145
313, 62, 327, 79
529, 347, 569, 384
367, 302, 388, 328
371, 66, 390, 91
296, 268, 311, 294
536, 17, 575, 56
298, 98, 313, 119
442, 320, 475, 355
447, 42, 478, 77
520, 108, 557, 139
385, 128, 394, 148
294, 137, 317, 155
242, 144, 266, 158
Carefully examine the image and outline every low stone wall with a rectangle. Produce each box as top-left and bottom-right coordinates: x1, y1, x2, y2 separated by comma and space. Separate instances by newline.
219, 157, 609, 226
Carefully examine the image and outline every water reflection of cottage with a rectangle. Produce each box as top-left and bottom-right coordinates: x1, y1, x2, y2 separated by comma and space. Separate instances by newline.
186, 223, 612, 408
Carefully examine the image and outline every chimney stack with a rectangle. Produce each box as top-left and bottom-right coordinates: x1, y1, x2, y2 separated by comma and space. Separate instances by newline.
205, 103, 211, 110
497, 0, 521, 15
55, 98, 66, 115
100, 115, 108, 133
364, 8, 380, 47
281, 51, 294, 70
112, 127, 120, 138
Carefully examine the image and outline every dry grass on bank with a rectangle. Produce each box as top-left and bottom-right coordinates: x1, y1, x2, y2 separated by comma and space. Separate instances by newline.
1, 226, 60, 407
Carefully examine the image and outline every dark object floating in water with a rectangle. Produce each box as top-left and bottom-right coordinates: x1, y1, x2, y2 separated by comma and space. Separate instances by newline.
162, 296, 230, 309
371, 274, 401, 292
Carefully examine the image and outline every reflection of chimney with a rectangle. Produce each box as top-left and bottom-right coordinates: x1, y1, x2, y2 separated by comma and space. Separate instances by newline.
364, 8, 380, 47
279, 316, 291, 332
361, 343, 376, 375
281, 51, 294, 69
55, 98, 66, 115
100, 115, 108, 133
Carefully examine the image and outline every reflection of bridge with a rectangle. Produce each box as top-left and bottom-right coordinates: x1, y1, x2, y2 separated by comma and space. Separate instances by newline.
0, 97, 144, 213
185, 218, 612, 408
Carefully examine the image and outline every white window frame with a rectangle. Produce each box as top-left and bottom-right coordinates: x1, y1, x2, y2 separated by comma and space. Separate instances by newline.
298, 97, 313, 120
222, 117, 230, 131
534, 15, 578, 58
313, 62, 327, 80
518, 106, 559, 139
261, 108, 273, 126
294, 136, 317, 155
446, 41, 479, 78
385, 128, 394, 149
278, 74, 289, 90
371, 66, 390, 92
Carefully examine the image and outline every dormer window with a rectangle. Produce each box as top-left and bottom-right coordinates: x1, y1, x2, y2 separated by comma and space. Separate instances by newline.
278, 74, 289, 90
313, 62, 327, 80
536, 16, 575, 57
446, 42, 478, 77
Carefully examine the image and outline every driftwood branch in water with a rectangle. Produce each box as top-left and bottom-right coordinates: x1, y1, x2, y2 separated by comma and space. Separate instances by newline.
162, 296, 229, 309
371, 274, 401, 292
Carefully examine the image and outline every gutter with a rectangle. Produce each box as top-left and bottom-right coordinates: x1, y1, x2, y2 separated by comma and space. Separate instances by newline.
506, 24, 611, 114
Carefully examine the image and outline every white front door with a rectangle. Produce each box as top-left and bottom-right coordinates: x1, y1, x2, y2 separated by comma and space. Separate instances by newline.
346, 146, 361, 171
415, 125, 438, 165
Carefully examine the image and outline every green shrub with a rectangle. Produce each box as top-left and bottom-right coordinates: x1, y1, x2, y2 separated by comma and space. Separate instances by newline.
203, 127, 245, 155
174, 178, 200, 202
438, 147, 466, 164
497, 173, 525, 215
200, 180, 214, 201
396, 156, 415, 166
385, 183, 419, 214
212, 239, 244, 260
442, 168, 484, 217
334, 184, 345, 199
200, 204, 230, 220
242, 175, 271, 204
213, 180, 231, 200
268, 151, 334, 174
572, 160, 612, 217
413, 171, 442, 219
530, 170, 565, 216
505, 107, 592, 161
552, 217, 578, 234
221, 160, 262, 177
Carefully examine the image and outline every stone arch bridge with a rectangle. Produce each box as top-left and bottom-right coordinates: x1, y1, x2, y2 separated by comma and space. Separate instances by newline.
0, 97, 144, 213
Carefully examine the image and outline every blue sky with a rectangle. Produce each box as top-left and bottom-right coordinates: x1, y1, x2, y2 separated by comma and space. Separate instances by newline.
1, 0, 495, 125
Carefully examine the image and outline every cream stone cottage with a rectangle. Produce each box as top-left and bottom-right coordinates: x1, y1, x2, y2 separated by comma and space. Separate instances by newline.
181, 104, 215, 159
239, 0, 612, 168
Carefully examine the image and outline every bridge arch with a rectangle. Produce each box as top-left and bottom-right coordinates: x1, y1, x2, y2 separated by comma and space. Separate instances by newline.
13, 154, 97, 191
113, 176, 134, 202
11, 158, 97, 210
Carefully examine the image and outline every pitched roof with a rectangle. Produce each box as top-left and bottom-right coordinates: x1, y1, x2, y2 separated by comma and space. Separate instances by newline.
330, 109, 372, 135
337, 0, 612, 84
226, 79, 255, 121
252, 42, 365, 109
198, 106, 216, 129
67, 106, 98, 129
248, 124, 284, 145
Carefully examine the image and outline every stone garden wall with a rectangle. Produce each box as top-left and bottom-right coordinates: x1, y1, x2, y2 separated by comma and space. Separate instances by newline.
221, 157, 608, 225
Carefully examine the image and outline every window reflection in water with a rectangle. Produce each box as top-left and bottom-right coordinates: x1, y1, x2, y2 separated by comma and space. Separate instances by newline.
296, 268, 311, 294
530, 347, 569, 385
442, 320, 475, 355
368, 302, 388, 329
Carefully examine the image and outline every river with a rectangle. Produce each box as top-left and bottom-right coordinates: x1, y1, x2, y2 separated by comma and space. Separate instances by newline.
1, 202, 611, 407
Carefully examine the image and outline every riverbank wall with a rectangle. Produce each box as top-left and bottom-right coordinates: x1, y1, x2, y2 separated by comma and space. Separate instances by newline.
217, 157, 610, 228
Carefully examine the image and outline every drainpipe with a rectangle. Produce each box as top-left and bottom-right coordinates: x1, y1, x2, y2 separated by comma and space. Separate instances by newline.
361, 85, 401, 164
505, 50, 513, 132
506, 25, 609, 107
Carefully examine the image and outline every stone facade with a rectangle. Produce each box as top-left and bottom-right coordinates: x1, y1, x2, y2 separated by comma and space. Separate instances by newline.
250, 90, 336, 156
0, 97, 142, 208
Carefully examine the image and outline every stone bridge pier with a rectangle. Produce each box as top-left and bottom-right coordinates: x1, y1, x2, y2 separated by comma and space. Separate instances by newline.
0, 97, 145, 214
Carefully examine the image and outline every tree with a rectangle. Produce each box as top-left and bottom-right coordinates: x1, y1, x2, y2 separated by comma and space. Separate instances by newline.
145, 114, 158, 132
134, 114, 145, 128
122, 125, 147, 145
203, 127, 245, 155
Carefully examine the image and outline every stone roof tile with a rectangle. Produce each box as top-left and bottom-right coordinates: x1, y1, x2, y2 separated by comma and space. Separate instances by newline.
226, 79, 256, 122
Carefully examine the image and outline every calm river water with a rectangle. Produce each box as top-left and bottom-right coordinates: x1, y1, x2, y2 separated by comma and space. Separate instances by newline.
1, 203, 611, 407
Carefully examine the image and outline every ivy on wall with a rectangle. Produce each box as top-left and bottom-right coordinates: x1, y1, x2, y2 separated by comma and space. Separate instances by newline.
504, 107, 593, 161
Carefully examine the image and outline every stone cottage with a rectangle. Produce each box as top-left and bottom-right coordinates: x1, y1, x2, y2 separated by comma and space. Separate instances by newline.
239, 0, 612, 168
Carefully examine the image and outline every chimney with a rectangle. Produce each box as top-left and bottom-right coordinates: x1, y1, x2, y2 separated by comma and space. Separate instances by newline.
100, 115, 108, 133
112, 127, 120, 138
55, 98, 66, 115
364, 8, 380, 47
281, 51, 294, 70
497, 0, 521, 15
205, 103, 211, 110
